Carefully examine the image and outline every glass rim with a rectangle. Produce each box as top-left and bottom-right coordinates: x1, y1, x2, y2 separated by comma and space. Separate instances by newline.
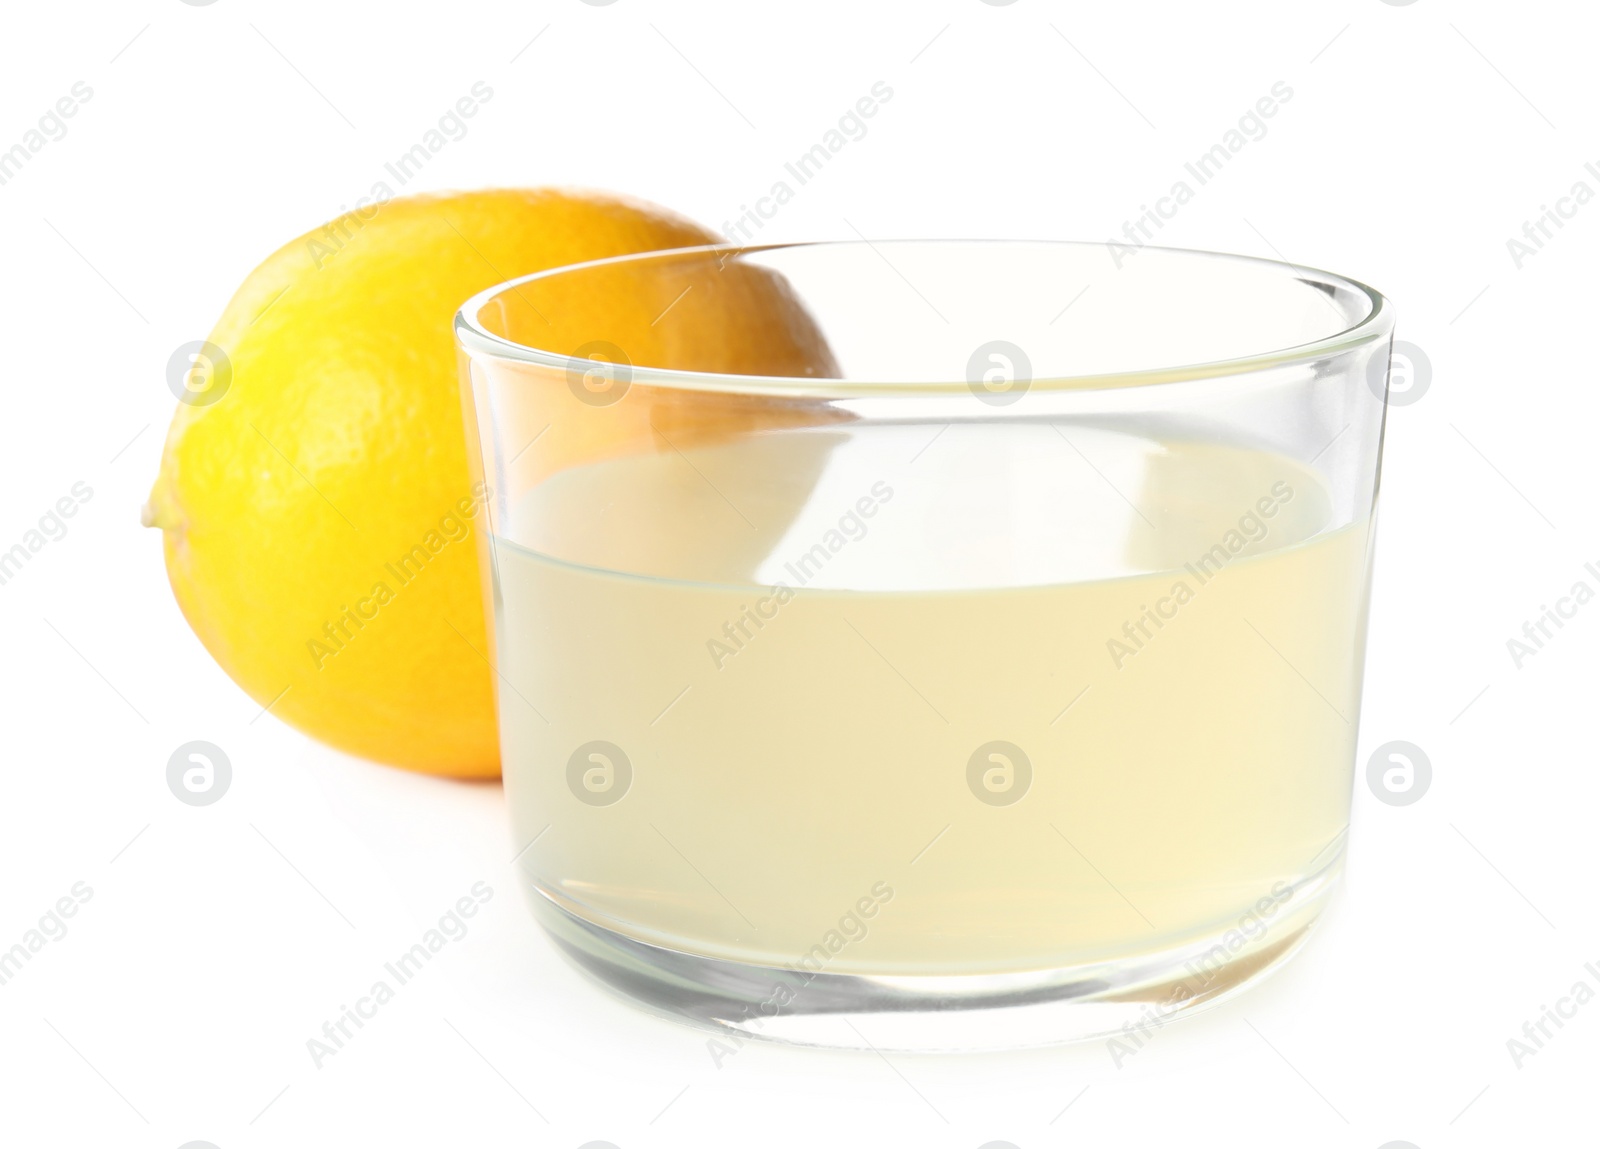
454, 238, 1393, 397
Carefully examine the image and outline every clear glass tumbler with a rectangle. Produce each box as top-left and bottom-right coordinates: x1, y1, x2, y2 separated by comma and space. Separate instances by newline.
454, 241, 1393, 1051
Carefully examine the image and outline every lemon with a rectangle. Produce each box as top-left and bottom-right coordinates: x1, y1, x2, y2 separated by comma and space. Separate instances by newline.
145, 188, 833, 778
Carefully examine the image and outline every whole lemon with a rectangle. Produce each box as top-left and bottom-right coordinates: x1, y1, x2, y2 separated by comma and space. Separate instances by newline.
146, 189, 742, 778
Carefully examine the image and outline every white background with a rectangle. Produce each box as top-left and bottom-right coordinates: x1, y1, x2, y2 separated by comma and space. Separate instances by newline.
1, 1, 1595, 1146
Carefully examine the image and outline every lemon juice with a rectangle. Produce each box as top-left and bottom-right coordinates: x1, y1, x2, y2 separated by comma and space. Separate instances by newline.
493, 420, 1371, 976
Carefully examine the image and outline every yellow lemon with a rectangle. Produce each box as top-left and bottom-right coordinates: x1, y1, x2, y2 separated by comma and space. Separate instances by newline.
145, 188, 835, 778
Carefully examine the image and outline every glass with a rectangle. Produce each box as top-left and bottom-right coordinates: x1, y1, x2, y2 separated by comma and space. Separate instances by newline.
454, 240, 1393, 1050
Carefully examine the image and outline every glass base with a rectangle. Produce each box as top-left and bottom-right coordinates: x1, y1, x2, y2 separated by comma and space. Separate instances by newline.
527, 862, 1342, 1052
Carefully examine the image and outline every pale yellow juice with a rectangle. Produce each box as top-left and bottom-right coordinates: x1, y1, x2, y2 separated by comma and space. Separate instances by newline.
494, 421, 1370, 976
